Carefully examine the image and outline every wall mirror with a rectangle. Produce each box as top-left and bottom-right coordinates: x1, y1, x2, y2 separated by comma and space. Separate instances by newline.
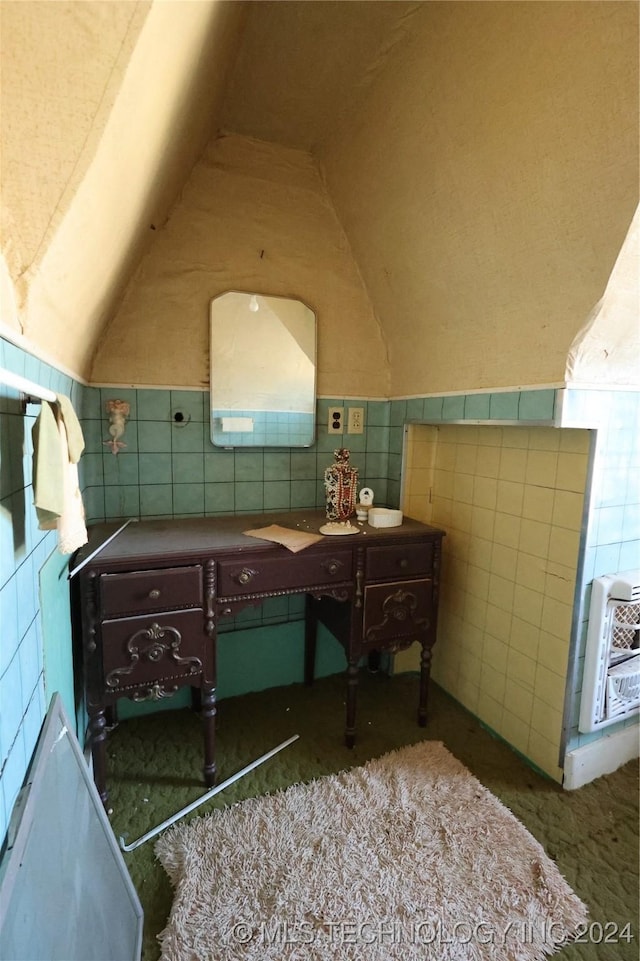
210, 291, 316, 447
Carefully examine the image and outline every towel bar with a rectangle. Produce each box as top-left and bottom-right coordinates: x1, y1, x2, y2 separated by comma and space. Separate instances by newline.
0, 366, 57, 405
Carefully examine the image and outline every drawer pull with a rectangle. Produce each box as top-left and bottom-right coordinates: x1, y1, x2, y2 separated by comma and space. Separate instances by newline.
236, 568, 257, 586
322, 558, 344, 577
398, 558, 408, 569
132, 682, 179, 702
149, 589, 161, 599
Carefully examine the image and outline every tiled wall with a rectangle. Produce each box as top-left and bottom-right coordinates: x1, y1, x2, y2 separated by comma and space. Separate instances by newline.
398, 387, 640, 781
0, 337, 86, 844
81, 391, 394, 524
559, 389, 640, 753
402, 423, 591, 782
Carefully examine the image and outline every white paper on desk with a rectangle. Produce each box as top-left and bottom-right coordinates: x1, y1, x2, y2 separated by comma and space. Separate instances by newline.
243, 524, 323, 553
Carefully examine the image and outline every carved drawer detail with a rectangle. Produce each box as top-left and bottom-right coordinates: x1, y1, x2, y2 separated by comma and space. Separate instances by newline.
362, 578, 432, 646
101, 609, 205, 693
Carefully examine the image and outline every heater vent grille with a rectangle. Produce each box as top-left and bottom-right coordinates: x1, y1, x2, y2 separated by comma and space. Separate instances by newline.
579, 570, 640, 733
611, 602, 640, 656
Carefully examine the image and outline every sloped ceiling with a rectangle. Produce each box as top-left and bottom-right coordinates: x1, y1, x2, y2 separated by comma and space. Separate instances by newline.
1, 0, 414, 378
2, 0, 638, 390
1, 1, 150, 274
220, 1, 421, 152
316, 0, 640, 392
1, 0, 247, 374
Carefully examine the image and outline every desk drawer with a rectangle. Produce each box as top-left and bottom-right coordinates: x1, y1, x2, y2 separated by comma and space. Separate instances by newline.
100, 566, 202, 617
366, 543, 433, 580
101, 609, 206, 693
363, 578, 432, 646
217, 550, 352, 596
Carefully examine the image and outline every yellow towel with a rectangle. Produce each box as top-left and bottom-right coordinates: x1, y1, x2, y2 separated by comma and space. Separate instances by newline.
32, 401, 64, 527
56, 393, 85, 463
32, 395, 87, 553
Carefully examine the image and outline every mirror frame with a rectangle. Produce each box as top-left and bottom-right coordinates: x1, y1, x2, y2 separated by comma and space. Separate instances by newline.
210, 290, 317, 448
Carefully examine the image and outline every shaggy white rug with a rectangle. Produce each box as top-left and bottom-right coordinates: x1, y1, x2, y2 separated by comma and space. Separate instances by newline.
155, 741, 587, 961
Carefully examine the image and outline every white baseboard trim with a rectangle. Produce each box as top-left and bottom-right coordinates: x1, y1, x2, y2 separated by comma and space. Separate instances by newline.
563, 724, 640, 790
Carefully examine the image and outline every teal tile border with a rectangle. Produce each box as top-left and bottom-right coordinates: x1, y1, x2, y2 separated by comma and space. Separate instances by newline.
464, 394, 490, 419
442, 395, 465, 420
137, 389, 171, 421
393, 388, 557, 428
366, 400, 390, 427
422, 397, 443, 420
519, 388, 556, 421
172, 390, 205, 423
405, 398, 425, 421
390, 400, 407, 427
489, 391, 520, 420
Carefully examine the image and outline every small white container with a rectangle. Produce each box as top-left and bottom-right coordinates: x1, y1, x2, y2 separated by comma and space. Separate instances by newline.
367, 508, 403, 528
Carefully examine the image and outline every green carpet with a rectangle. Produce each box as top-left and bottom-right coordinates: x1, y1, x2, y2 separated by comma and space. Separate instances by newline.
105, 672, 639, 961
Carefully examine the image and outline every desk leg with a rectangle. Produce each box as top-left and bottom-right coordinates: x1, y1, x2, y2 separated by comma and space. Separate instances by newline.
88, 707, 109, 806
304, 595, 318, 686
418, 640, 433, 727
345, 658, 359, 748
201, 682, 216, 786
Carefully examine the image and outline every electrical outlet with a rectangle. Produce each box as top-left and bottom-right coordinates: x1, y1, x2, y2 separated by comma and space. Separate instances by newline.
327, 406, 344, 434
347, 406, 364, 434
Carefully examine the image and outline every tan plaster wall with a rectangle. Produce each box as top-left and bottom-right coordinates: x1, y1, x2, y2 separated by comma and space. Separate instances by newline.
1, 0, 244, 379
320, 1, 639, 396
91, 133, 388, 396
1, 0, 149, 282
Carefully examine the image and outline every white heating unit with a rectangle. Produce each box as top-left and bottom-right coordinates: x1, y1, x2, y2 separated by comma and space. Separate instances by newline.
579, 569, 640, 732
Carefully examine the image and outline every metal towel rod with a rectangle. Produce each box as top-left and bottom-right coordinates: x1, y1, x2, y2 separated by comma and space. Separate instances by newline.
0, 366, 57, 404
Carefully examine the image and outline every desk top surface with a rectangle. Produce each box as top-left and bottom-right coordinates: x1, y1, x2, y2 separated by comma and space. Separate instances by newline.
72, 510, 445, 571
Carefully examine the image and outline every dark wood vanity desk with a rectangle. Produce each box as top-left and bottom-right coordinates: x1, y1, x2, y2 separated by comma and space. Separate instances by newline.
71, 510, 444, 804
